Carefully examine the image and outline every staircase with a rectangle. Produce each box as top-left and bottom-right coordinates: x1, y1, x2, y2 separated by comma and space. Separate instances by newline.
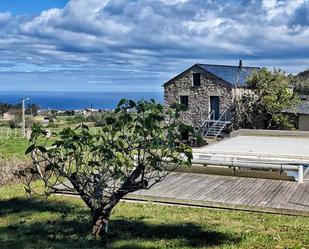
200, 110, 231, 138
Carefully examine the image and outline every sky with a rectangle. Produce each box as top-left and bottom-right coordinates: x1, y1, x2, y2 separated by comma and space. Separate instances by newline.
0, 0, 308, 92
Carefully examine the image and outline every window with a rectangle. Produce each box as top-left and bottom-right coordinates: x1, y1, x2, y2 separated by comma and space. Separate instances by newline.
193, 73, 201, 86
181, 129, 189, 141
179, 96, 189, 109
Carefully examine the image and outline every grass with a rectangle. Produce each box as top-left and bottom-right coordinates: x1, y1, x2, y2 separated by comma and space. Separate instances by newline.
0, 124, 103, 159
0, 130, 308, 248
0, 137, 30, 159
0, 182, 309, 249
0, 136, 56, 159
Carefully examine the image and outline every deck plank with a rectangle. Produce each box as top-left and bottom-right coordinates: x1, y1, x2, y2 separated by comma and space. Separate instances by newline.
54, 172, 309, 216
129, 173, 309, 216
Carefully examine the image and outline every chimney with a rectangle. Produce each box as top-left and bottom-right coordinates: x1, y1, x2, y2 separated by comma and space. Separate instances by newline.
239, 60, 243, 69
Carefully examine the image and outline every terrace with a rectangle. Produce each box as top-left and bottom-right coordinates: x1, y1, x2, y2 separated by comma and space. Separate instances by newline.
56, 130, 309, 217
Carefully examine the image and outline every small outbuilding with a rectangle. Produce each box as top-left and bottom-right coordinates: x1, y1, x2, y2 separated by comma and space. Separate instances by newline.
284, 102, 309, 131
2, 111, 16, 121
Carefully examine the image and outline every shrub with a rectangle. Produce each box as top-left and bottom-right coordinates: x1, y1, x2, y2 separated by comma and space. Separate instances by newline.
0, 158, 32, 186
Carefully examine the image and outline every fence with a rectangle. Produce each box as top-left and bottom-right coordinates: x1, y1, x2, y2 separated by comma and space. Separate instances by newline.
0, 127, 22, 137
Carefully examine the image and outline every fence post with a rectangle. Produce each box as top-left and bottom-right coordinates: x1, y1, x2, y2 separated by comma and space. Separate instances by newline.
298, 165, 304, 183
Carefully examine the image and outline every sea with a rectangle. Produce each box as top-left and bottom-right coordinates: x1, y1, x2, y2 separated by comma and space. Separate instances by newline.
0, 91, 164, 110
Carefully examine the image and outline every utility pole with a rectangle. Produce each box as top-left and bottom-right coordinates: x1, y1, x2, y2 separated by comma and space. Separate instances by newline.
21, 98, 29, 137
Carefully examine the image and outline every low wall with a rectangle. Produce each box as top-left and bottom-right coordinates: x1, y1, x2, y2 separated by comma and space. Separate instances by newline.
230, 129, 309, 138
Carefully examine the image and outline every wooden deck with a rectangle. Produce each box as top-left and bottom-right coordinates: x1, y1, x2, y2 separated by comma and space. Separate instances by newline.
127, 170, 309, 216
55, 171, 309, 216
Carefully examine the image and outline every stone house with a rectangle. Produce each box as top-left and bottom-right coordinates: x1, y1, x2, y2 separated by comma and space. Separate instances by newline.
2, 112, 16, 121
163, 61, 260, 128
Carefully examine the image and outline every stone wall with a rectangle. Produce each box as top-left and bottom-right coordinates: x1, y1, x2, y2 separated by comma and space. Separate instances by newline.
164, 65, 233, 127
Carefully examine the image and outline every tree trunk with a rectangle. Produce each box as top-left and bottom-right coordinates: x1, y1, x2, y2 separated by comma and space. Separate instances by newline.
91, 209, 110, 238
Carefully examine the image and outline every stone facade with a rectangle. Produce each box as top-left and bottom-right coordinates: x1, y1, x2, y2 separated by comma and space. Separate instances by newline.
2, 112, 15, 121
164, 65, 234, 127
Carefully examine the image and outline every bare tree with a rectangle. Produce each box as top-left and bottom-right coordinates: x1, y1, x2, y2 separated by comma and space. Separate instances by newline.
20, 99, 193, 238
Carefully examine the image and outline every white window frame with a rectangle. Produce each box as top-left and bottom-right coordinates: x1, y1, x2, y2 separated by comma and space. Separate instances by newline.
192, 73, 201, 87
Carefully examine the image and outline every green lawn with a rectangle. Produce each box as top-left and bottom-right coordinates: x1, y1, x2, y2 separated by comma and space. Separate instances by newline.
0, 137, 30, 159
0, 125, 103, 159
0, 182, 308, 249
0, 136, 55, 159
0, 132, 308, 248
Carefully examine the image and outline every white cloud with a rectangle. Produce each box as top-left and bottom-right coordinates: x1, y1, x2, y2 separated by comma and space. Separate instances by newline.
0, 12, 11, 22
159, 0, 189, 5
263, 0, 304, 21
262, 0, 277, 10
0, 0, 309, 91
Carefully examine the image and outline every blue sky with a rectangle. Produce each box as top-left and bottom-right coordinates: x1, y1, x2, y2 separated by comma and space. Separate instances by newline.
0, 0, 68, 15
0, 0, 308, 92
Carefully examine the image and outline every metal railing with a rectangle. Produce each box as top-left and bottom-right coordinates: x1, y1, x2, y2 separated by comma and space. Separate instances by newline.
200, 110, 214, 128
205, 110, 228, 137
192, 158, 307, 183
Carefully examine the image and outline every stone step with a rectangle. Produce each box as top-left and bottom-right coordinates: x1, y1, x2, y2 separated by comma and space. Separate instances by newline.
206, 127, 225, 131
205, 122, 230, 126
206, 131, 223, 134
207, 119, 231, 123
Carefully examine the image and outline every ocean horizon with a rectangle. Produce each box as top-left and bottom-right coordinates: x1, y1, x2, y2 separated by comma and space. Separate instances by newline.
0, 91, 164, 110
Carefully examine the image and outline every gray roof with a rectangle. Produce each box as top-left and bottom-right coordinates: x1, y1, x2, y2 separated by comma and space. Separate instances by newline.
284, 102, 309, 115
198, 64, 260, 87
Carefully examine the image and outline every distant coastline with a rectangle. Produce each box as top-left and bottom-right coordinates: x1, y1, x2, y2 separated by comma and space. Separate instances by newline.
0, 91, 164, 110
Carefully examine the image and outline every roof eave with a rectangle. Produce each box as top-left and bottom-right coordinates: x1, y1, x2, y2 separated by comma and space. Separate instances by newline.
162, 64, 235, 88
